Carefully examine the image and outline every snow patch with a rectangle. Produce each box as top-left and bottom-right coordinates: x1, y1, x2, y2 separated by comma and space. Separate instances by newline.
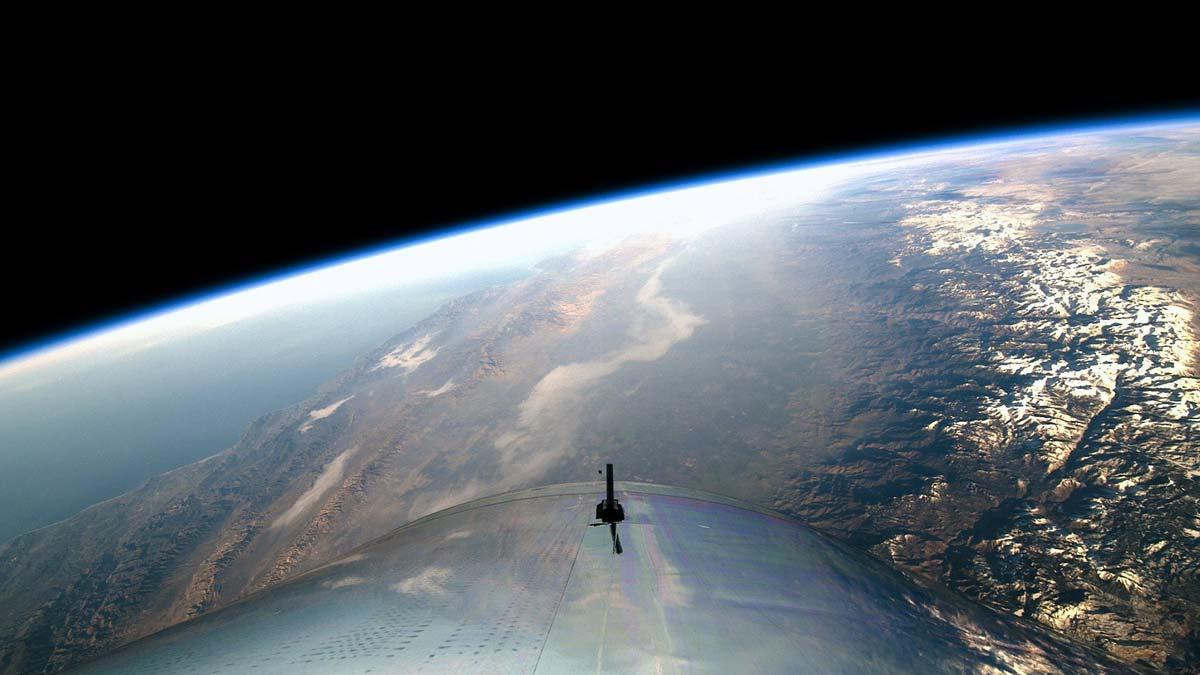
372, 333, 440, 373
299, 395, 354, 433
900, 199, 1199, 474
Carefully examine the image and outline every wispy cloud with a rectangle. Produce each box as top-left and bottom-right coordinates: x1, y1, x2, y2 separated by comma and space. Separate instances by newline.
495, 258, 706, 482
372, 333, 440, 373
271, 446, 357, 528
299, 395, 354, 433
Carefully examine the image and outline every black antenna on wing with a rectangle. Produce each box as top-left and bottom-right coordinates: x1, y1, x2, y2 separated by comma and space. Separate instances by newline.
589, 463, 625, 554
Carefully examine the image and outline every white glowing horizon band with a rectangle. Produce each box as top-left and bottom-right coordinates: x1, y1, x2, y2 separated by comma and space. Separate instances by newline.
4, 117, 1190, 384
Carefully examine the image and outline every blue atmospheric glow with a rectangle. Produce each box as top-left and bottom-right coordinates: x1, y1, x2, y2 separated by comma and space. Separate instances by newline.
4, 111, 1197, 370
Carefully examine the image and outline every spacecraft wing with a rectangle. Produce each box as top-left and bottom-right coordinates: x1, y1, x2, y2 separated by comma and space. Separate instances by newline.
69, 482, 1134, 674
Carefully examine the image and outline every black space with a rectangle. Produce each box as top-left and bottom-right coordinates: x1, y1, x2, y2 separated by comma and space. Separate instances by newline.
7, 69, 1197, 356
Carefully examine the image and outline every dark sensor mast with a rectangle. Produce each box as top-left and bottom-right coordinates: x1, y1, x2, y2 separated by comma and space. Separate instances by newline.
592, 463, 625, 554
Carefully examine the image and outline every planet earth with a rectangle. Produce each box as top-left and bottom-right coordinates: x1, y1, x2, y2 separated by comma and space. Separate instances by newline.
1, 119, 1197, 673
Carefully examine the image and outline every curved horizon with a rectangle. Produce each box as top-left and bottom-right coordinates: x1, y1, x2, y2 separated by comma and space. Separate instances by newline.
3, 108, 1197, 673
4, 110, 1197, 379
